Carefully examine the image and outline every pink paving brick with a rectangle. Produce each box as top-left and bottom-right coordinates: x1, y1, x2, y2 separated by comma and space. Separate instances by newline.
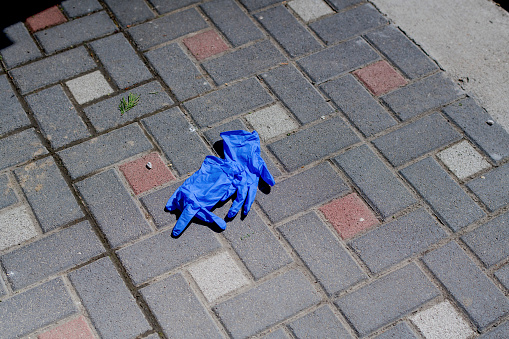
183, 30, 229, 61
26, 6, 67, 32
353, 60, 407, 96
319, 193, 378, 239
38, 316, 95, 339
119, 152, 176, 195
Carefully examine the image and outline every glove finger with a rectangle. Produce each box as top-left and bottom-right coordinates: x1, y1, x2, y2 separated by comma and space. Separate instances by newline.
259, 159, 275, 186
228, 187, 248, 218
172, 204, 199, 237
202, 209, 227, 230
243, 182, 258, 215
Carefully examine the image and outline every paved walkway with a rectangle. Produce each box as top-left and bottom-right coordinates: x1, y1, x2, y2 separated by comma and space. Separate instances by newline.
0, 0, 508, 338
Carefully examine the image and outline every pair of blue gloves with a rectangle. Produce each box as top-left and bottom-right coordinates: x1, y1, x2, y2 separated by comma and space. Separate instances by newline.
166, 130, 275, 236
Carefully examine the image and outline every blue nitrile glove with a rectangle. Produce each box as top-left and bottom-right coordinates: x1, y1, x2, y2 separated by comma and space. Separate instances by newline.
221, 130, 275, 218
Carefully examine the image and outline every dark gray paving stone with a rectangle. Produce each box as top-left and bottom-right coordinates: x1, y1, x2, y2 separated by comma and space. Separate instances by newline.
297, 37, 380, 83
263, 328, 291, 339
467, 163, 509, 212
61, 0, 103, 17
0, 22, 41, 68
139, 183, 179, 229
0, 276, 6, 297
443, 97, 509, 164
35, 11, 117, 54
365, 25, 439, 80
257, 162, 350, 223
350, 208, 446, 273
380, 73, 464, 120
478, 322, 509, 339
320, 74, 397, 137
148, 0, 200, 13
1, 221, 104, 291
76, 169, 151, 248
9, 46, 96, 94
400, 157, 485, 231
0, 174, 17, 210
279, 212, 366, 295
140, 273, 223, 338
116, 226, 222, 285
238, 0, 282, 11
0, 129, 48, 171
142, 107, 212, 175
58, 123, 152, 179
423, 241, 509, 331
26, 85, 90, 149
335, 263, 440, 337
128, 8, 208, 50
372, 112, 462, 167
90, 33, 153, 89
145, 43, 211, 101
374, 321, 419, 339
200, 0, 264, 47
104, 0, 154, 27
0, 74, 30, 136
288, 305, 353, 338
184, 78, 272, 128
328, 0, 363, 11
267, 116, 360, 171
214, 269, 321, 338
495, 265, 509, 291
69, 257, 151, 339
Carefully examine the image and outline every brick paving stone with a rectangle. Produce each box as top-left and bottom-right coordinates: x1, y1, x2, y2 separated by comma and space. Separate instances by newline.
202, 40, 287, 85
495, 265, 509, 290
61, 0, 103, 18
148, 0, 200, 14
0, 22, 42, 69
26, 6, 67, 32
127, 8, 208, 50
25, 85, 90, 149
437, 140, 491, 180
423, 241, 509, 331
350, 208, 446, 273
267, 116, 360, 171
297, 37, 380, 83
443, 97, 509, 164
0, 174, 17, 210
0, 205, 38, 251
200, 0, 264, 47
103, 0, 154, 27
184, 78, 272, 128
467, 163, 509, 212
139, 183, 179, 228
117, 225, 222, 285
263, 328, 291, 339
214, 269, 321, 338
288, 0, 334, 22
335, 263, 440, 337
35, 11, 117, 54
255, 6, 321, 58
183, 30, 229, 61
373, 112, 462, 167
140, 273, 223, 338
320, 74, 397, 137
279, 212, 367, 295
400, 157, 485, 231
0, 129, 48, 171
58, 123, 152, 179
0, 278, 77, 339
145, 43, 212, 101
478, 321, 509, 339
238, 0, 283, 11
0, 276, 6, 297
257, 162, 350, 223
9, 46, 96, 94
380, 73, 463, 120
69, 257, 151, 339
365, 25, 439, 80
374, 321, 419, 339
1, 221, 104, 291
66, 71, 113, 104
245, 104, 299, 140
76, 169, 151, 248
38, 315, 95, 339
0, 74, 30, 136
353, 60, 407, 96
288, 305, 352, 338
327, 0, 364, 11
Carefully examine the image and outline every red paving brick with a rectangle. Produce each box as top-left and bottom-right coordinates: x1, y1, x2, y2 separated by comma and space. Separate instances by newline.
38, 316, 95, 339
183, 30, 229, 61
26, 6, 67, 32
353, 60, 407, 96
319, 193, 379, 239
119, 152, 176, 195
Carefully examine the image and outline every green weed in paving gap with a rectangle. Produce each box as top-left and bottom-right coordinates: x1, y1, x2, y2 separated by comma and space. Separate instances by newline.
118, 93, 140, 115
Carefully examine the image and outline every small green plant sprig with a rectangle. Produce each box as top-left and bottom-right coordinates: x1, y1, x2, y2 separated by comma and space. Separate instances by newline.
118, 93, 140, 115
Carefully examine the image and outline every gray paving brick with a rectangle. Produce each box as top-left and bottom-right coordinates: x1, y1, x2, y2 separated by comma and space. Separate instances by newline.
0, 74, 30, 136
149, 0, 200, 13
69, 257, 151, 339
257, 162, 350, 223
61, 0, 103, 17
0, 129, 48, 171
104, 0, 154, 27
380, 73, 464, 120
297, 37, 380, 83
443, 98, 509, 164
288, 305, 353, 338
423, 241, 509, 331
0, 174, 17, 210
58, 123, 152, 179
116, 225, 222, 285
335, 263, 440, 336
267, 116, 359, 171
184, 77, 272, 127
9, 46, 96, 94
26, 85, 90, 149
374, 321, 419, 339
35, 11, 117, 54
145, 43, 211, 101
365, 25, 439, 80
478, 321, 509, 339
76, 169, 151, 248
0, 276, 6, 297
214, 269, 321, 338
200, 0, 264, 47
320, 74, 397, 137
139, 183, 179, 229
327, 0, 363, 11
238, 0, 282, 11
279, 212, 366, 295
90, 33, 152, 89
373, 112, 462, 167
467, 163, 509, 212
0, 22, 41, 69
495, 265, 509, 290
263, 329, 291, 339
0, 278, 77, 338
140, 273, 223, 338
128, 8, 208, 50
144, 334, 161, 339
400, 157, 485, 231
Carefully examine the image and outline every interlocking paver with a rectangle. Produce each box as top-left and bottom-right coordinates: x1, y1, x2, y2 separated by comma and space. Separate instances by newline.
374, 322, 419, 339
437, 140, 491, 180
0, 74, 30, 136
495, 264, 509, 290
26, 6, 67, 32
353, 60, 407, 96
287, 305, 353, 338
139, 183, 179, 228
237, 0, 282, 11
183, 30, 229, 61
245, 104, 298, 140
288, 0, 334, 22
61, 0, 103, 18
0, 205, 38, 251
103, 0, 154, 27
262, 328, 291, 339
66, 70, 113, 104
148, 0, 200, 14
38, 316, 96, 339
478, 321, 509, 339
327, 0, 363, 11
0, 22, 42, 69
467, 163, 509, 212
0, 174, 17, 210
0, 128, 48, 171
